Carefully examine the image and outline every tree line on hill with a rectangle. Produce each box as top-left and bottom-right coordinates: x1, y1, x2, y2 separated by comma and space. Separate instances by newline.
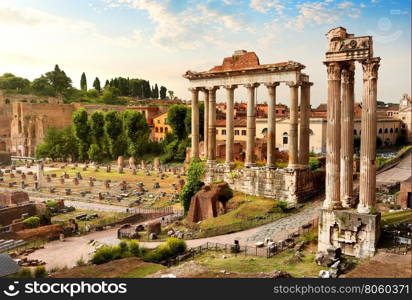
36, 104, 204, 164
0, 65, 172, 105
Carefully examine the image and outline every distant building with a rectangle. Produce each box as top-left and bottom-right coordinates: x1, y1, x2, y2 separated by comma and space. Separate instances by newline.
398, 94, 412, 142
152, 112, 172, 142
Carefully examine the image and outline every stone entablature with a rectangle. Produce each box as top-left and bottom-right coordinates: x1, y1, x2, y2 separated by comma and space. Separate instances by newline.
205, 164, 324, 206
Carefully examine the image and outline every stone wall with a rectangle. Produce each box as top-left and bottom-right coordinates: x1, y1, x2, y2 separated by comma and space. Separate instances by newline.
205, 164, 325, 206
398, 176, 412, 209
0, 203, 39, 226
0, 191, 29, 207
318, 209, 381, 258
0, 151, 11, 166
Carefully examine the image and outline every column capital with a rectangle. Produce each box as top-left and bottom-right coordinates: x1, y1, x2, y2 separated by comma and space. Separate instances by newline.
243, 83, 260, 89
224, 85, 238, 90
265, 82, 280, 88
324, 61, 343, 80
342, 62, 355, 84
206, 86, 219, 91
286, 81, 300, 88
361, 57, 381, 80
301, 81, 314, 88
188, 87, 200, 92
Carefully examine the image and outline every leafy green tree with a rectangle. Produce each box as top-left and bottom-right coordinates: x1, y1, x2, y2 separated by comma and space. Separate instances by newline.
88, 143, 104, 163
80, 72, 87, 91
168, 105, 189, 140
93, 77, 101, 92
31, 76, 55, 96
104, 111, 125, 158
168, 90, 174, 99
100, 86, 122, 104
152, 84, 159, 99
35, 126, 78, 161
179, 160, 204, 212
104, 80, 110, 88
0, 73, 30, 92
159, 86, 167, 99
89, 111, 105, 145
123, 110, 150, 158
49, 65, 72, 94
72, 109, 90, 161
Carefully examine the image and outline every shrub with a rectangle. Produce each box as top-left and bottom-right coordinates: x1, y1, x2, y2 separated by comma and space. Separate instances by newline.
302, 232, 318, 243
277, 201, 289, 212
15, 268, 33, 278
46, 200, 57, 208
129, 240, 141, 257
180, 160, 205, 212
91, 245, 123, 265
166, 238, 187, 255
76, 256, 86, 266
22, 216, 41, 229
34, 266, 48, 278
309, 157, 321, 171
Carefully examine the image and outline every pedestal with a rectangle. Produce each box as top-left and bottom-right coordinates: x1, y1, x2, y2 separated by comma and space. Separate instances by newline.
318, 209, 380, 258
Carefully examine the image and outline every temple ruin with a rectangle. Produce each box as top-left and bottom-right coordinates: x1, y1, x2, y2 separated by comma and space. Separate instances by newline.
317, 27, 381, 258
184, 50, 324, 205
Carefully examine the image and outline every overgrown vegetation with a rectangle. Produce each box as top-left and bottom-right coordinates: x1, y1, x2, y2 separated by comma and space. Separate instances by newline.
91, 238, 187, 265
22, 216, 41, 229
179, 160, 205, 212
8, 267, 48, 278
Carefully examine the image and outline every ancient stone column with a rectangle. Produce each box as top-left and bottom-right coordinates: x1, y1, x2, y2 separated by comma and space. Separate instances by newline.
324, 62, 342, 210
207, 87, 218, 163
225, 85, 237, 165
299, 82, 312, 167
340, 63, 355, 208
266, 82, 280, 169
287, 82, 299, 168
358, 58, 381, 214
245, 83, 259, 167
117, 156, 124, 174
190, 88, 200, 160
203, 89, 209, 158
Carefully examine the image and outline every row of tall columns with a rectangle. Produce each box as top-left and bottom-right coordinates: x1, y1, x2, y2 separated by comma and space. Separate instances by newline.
323, 58, 380, 213
190, 82, 312, 169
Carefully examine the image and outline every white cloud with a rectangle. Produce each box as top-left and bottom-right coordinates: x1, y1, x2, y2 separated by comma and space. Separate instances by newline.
285, 0, 361, 31
103, 0, 245, 50
249, 0, 284, 14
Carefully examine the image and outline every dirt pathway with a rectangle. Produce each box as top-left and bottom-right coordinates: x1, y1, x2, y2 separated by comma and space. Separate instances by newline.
27, 201, 321, 270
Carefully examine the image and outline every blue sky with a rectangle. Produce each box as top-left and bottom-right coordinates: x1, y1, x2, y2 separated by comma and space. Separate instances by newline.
0, 0, 410, 105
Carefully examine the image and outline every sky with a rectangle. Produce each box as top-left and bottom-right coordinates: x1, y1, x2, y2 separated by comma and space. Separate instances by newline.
0, 0, 410, 106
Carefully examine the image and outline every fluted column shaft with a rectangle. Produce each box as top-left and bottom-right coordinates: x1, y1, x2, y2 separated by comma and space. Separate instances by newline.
287, 82, 299, 168
245, 83, 259, 167
324, 62, 342, 210
203, 90, 209, 158
340, 63, 355, 208
207, 87, 218, 162
299, 82, 312, 166
225, 85, 237, 164
266, 83, 279, 168
190, 88, 200, 160
358, 58, 381, 214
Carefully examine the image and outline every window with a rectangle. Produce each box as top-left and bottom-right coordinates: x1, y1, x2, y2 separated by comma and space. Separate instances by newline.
390, 128, 393, 133
222, 130, 226, 135
5, 99, 10, 104
354, 129, 357, 135
384, 128, 388, 133
160, 127, 163, 133
165, 127, 168, 133
157, 120, 160, 124
378, 128, 383, 134
241, 130, 246, 136
235, 130, 239, 135
283, 137, 288, 144
155, 127, 159, 133
395, 128, 399, 133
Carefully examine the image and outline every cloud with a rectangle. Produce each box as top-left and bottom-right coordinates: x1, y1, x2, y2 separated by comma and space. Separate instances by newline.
285, 0, 361, 31
103, 0, 245, 50
249, 0, 285, 14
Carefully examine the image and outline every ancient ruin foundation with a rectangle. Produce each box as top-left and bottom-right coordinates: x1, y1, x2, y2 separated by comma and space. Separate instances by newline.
318, 27, 381, 258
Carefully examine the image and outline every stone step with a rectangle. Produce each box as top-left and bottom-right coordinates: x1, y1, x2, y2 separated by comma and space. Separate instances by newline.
0, 239, 27, 253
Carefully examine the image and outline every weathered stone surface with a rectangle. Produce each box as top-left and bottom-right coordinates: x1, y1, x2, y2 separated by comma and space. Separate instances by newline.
186, 182, 232, 223
147, 221, 161, 235
318, 209, 380, 258
0, 191, 29, 206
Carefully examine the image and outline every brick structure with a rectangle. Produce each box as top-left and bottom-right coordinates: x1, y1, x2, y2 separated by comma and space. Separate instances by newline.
187, 183, 232, 223
0, 191, 29, 207
398, 176, 412, 209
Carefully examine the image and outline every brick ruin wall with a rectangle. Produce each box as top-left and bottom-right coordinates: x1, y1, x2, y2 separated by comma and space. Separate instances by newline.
205, 165, 325, 206
0, 203, 39, 227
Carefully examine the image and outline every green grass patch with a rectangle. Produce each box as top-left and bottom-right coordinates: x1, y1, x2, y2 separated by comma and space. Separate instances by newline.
381, 210, 412, 226
196, 192, 300, 238
193, 247, 324, 277
124, 264, 165, 278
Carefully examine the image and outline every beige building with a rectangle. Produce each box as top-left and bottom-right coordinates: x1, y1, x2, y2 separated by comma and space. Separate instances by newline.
398, 94, 412, 142
151, 112, 172, 142
216, 116, 402, 154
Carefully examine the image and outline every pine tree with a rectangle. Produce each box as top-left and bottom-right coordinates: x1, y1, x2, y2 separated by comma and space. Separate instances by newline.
93, 77, 101, 92
80, 72, 87, 91
153, 84, 159, 99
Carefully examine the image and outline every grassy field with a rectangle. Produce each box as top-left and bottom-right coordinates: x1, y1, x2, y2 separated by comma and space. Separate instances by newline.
52, 257, 164, 278
51, 209, 132, 232
193, 192, 302, 238
381, 210, 412, 226
193, 244, 324, 277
